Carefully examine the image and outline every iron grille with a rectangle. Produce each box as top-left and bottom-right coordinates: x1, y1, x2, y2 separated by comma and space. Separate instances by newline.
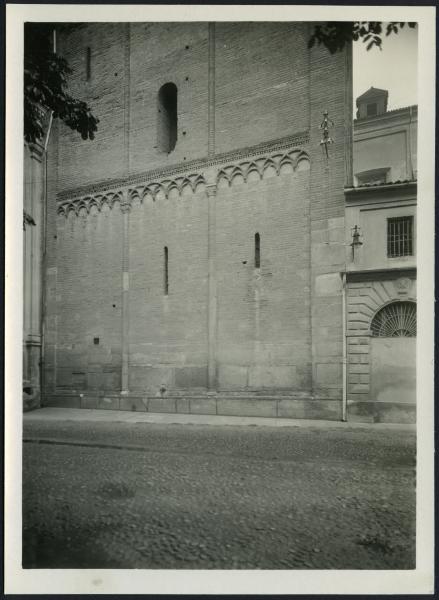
370, 301, 416, 337
387, 216, 414, 258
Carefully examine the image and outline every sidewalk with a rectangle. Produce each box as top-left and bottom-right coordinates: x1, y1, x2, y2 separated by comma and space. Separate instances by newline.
24, 407, 415, 431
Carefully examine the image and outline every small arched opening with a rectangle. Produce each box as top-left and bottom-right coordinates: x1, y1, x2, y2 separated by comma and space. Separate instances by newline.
157, 83, 178, 153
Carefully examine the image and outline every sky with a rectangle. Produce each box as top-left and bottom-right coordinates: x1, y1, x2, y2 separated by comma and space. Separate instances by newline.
353, 24, 418, 111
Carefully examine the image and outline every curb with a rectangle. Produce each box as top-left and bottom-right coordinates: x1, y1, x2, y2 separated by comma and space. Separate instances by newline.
23, 407, 416, 432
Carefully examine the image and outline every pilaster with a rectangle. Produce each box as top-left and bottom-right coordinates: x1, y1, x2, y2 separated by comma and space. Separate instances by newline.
121, 192, 131, 393
344, 42, 354, 188
124, 23, 131, 173
206, 180, 217, 390
208, 22, 215, 158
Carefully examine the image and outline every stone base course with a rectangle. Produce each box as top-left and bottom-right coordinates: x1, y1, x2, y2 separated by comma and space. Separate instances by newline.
44, 391, 343, 421
42, 391, 415, 424
347, 400, 415, 424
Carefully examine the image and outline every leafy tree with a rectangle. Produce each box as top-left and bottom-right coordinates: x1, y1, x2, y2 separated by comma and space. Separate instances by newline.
309, 21, 417, 54
24, 23, 99, 144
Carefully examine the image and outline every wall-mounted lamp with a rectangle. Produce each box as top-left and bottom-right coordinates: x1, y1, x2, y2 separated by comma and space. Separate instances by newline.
319, 110, 334, 159
350, 225, 363, 259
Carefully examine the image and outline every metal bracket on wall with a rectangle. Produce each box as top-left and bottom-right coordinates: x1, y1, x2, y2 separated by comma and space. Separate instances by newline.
350, 225, 363, 260
319, 110, 334, 159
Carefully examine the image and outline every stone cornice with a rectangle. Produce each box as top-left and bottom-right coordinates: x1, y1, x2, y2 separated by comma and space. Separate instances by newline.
354, 106, 417, 135
344, 180, 417, 200
57, 130, 309, 202
346, 267, 416, 282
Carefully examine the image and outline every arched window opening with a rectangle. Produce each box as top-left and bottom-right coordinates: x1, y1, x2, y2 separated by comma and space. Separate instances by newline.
371, 301, 416, 337
157, 83, 178, 153
255, 233, 260, 269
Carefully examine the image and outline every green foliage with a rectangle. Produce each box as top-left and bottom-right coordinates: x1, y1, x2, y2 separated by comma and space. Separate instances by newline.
309, 22, 417, 54
24, 23, 99, 143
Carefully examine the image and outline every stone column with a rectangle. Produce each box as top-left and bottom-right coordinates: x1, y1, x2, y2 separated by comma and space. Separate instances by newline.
121, 192, 131, 393
206, 182, 217, 390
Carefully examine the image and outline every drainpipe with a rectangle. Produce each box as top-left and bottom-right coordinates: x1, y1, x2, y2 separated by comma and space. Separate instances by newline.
40, 112, 53, 405
39, 28, 56, 405
341, 272, 347, 422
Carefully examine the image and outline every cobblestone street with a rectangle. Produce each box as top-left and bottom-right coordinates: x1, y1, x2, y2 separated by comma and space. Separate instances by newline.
23, 415, 416, 569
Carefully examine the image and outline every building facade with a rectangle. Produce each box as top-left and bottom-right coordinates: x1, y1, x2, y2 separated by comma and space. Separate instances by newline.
37, 22, 354, 420
345, 88, 417, 423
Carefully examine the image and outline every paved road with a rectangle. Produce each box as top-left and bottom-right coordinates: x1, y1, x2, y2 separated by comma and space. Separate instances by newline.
23, 419, 416, 569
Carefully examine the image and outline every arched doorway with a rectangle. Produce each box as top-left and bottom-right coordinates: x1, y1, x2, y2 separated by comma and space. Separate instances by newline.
370, 301, 416, 404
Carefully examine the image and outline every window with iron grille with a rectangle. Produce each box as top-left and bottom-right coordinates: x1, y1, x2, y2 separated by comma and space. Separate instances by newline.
387, 216, 414, 258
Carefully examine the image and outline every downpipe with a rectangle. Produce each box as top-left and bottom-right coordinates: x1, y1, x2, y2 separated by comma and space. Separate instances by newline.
40, 113, 53, 406
39, 28, 56, 406
341, 271, 347, 422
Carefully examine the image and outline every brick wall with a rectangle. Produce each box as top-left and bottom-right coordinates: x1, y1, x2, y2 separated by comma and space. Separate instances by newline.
308, 32, 352, 399
44, 22, 352, 407
57, 24, 128, 188
215, 159, 312, 390
214, 22, 310, 154
54, 22, 335, 191
128, 184, 209, 392
54, 200, 123, 391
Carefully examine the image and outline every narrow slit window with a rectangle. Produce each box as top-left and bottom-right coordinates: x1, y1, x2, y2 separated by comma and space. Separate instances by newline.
157, 83, 178, 153
255, 233, 260, 269
164, 246, 169, 295
86, 46, 91, 81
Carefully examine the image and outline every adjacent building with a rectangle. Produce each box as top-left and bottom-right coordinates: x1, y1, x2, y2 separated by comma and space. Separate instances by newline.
344, 87, 417, 423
